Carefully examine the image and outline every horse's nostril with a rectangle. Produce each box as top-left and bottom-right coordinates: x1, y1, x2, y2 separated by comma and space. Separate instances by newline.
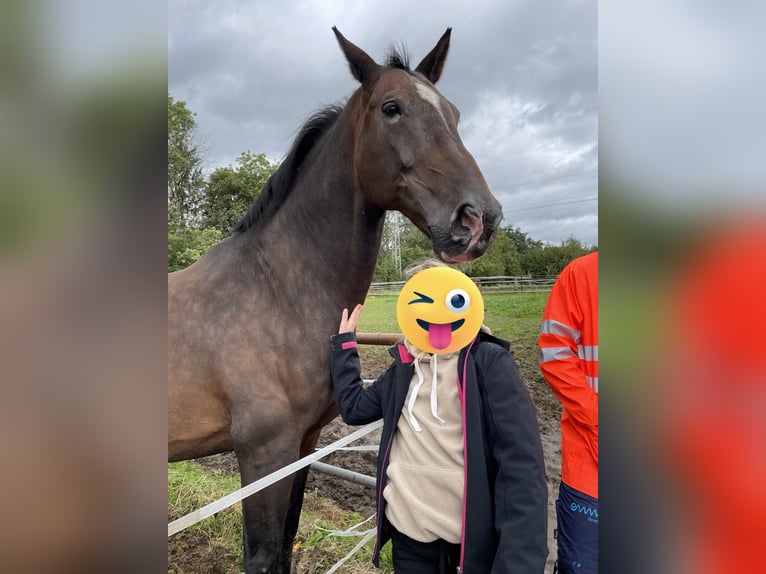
450, 203, 484, 247
459, 204, 482, 232
462, 208, 479, 227
460, 205, 481, 227
462, 204, 482, 219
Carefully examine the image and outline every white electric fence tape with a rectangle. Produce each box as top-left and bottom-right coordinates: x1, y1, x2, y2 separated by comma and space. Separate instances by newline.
325, 529, 377, 574
319, 513, 376, 537
168, 419, 383, 537
319, 514, 378, 573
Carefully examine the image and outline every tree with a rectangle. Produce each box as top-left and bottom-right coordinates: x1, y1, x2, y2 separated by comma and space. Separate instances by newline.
374, 212, 404, 282
520, 236, 596, 277
503, 225, 543, 254
461, 233, 521, 277
168, 227, 223, 272
168, 95, 212, 272
374, 215, 434, 281
373, 217, 529, 280
201, 151, 279, 235
399, 218, 434, 272
370, 213, 596, 282
168, 95, 205, 230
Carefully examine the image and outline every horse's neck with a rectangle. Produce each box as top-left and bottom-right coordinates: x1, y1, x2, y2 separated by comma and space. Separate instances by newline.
242, 116, 384, 305
283, 173, 384, 302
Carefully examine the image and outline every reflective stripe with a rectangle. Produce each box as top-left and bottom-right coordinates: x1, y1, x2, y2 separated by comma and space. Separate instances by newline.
578, 345, 598, 362
586, 376, 599, 392
540, 319, 581, 343
538, 346, 576, 363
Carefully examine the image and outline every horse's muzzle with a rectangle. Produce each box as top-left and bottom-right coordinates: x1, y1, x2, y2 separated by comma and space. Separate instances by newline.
437, 203, 502, 263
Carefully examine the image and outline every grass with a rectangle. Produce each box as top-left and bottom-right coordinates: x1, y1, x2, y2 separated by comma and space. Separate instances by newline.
168, 460, 243, 564
295, 491, 394, 573
354, 294, 400, 333
168, 460, 392, 573
360, 291, 549, 343
168, 290, 549, 573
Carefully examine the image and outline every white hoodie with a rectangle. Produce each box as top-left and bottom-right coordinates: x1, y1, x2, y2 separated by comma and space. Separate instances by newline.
383, 340, 465, 544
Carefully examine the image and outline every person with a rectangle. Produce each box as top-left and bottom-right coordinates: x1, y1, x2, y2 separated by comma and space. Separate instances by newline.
537, 251, 598, 574
330, 260, 548, 574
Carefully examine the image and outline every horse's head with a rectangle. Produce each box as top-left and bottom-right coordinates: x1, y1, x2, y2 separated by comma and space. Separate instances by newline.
333, 27, 503, 263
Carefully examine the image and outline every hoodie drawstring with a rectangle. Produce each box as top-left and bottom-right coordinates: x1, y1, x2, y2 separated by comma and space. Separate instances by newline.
429, 354, 446, 425
407, 354, 446, 432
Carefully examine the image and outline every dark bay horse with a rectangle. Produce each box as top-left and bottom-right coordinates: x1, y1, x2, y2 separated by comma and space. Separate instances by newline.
168, 27, 503, 574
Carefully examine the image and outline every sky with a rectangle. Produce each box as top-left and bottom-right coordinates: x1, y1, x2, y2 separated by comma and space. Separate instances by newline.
168, 0, 597, 246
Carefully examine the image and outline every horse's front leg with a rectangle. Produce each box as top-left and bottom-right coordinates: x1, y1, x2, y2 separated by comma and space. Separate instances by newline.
233, 421, 301, 574
278, 427, 323, 573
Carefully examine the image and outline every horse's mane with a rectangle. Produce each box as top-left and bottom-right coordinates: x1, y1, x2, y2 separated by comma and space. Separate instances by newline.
232, 104, 343, 234
386, 45, 411, 72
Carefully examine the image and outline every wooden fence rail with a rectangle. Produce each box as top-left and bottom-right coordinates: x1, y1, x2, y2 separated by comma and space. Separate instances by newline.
356, 332, 401, 345
368, 276, 556, 296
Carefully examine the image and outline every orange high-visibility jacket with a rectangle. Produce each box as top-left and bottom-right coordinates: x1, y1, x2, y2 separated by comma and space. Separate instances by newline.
538, 251, 598, 498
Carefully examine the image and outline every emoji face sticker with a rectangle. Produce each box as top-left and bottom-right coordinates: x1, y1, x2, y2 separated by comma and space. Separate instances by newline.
396, 266, 484, 354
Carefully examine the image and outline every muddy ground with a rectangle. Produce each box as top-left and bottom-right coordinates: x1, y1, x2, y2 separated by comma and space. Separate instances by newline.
169, 343, 562, 573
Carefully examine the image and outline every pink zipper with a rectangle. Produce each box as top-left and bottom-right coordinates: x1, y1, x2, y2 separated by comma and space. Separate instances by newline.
459, 338, 476, 573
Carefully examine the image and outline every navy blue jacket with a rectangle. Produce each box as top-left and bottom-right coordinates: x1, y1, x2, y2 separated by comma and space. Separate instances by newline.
329, 331, 548, 573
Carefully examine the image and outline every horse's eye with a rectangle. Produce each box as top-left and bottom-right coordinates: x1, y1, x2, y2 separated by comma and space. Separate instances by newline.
381, 101, 401, 118
445, 289, 470, 313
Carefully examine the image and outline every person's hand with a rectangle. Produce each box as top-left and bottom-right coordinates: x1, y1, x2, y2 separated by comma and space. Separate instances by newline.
339, 304, 363, 334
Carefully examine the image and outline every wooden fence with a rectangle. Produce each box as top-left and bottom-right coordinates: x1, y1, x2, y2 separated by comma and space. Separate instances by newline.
368, 276, 556, 296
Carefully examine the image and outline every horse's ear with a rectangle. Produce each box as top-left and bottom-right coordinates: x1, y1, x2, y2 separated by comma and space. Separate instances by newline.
332, 27, 381, 88
415, 27, 452, 84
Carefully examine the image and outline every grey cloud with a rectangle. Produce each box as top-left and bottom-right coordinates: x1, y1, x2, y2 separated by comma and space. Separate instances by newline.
169, 0, 597, 244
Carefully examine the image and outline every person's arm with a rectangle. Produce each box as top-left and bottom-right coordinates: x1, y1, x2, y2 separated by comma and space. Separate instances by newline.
482, 348, 548, 574
329, 305, 385, 424
538, 267, 598, 427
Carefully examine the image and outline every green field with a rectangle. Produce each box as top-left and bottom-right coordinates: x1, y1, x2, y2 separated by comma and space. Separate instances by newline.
359, 291, 548, 340
168, 291, 550, 574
